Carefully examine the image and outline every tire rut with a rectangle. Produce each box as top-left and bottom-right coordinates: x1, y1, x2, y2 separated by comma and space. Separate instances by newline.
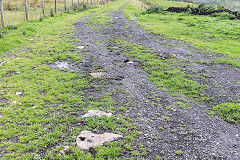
73, 3, 239, 159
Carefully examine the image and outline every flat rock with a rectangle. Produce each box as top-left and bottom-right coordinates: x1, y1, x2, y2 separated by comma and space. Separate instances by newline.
90, 72, 104, 77
82, 110, 112, 118
76, 130, 122, 150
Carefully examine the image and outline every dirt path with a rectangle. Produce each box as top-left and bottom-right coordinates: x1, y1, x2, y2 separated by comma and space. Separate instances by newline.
73, 3, 240, 159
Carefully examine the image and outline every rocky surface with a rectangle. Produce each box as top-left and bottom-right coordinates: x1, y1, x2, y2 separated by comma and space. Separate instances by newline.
76, 130, 122, 150
72, 3, 240, 159
82, 110, 112, 118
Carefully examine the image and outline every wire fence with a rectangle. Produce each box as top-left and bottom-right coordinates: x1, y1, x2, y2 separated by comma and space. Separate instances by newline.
0, 0, 110, 28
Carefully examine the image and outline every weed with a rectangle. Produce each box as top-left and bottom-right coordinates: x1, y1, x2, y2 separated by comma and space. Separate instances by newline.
175, 150, 183, 155
210, 103, 240, 123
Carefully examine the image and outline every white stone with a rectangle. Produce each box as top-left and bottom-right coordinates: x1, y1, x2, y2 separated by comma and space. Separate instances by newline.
82, 110, 112, 118
127, 61, 134, 64
0, 60, 5, 66
76, 130, 122, 150
16, 92, 22, 95
90, 72, 104, 77
11, 101, 17, 104
29, 39, 34, 41
77, 46, 84, 49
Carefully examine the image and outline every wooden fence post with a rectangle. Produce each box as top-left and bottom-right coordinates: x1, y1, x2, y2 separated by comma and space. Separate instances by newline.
55, 0, 57, 14
64, 0, 66, 12
42, 0, 45, 16
72, 0, 74, 8
0, 0, 4, 27
24, 0, 29, 21
78, 0, 80, 6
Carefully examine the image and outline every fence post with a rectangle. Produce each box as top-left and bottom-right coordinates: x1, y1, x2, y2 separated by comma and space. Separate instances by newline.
64, 0, 66, 12
42, 0, 45, 16
55, 0, 57, 14
72, 0, 74, 8
0, 0, 4, 27
78, 0, 80, 6
24, 0, 29, 21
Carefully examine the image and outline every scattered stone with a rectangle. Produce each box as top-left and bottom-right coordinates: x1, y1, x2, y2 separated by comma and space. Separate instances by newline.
76, 130, 122, 150
0, 115, 2, 118
60, 146, 70, 154
127, 61, 134, 64
82, 110, 112, 118
77, 46, 84, 49
55, 61, 69, 70
90, 72, 104, 77
0, 60, 5, 66
11, 101, 17, 104
16, 92, 22, 95
29, 39, 34, 41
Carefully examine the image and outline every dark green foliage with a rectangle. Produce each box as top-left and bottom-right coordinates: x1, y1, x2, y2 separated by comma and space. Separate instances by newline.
39, 15, 44, 22
22, 30, 26, 36
50, 9, 55, 17
211, 12, 236, 20
166, 3, 240, 20
7, 25, 18, 30
145, 5, 164, 14
0, 31, 3, 39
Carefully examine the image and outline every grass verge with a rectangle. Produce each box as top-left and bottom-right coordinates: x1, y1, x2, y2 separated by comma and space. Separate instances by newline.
123, 0, 240, 64
0, 1, 144, 159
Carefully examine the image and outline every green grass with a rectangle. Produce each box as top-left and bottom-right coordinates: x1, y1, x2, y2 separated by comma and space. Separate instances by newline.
210, 103, 240, 123
0, 0, 145, 159
146, 0, 197, 9
124, 1, 240, 64
113, 40, 207, 99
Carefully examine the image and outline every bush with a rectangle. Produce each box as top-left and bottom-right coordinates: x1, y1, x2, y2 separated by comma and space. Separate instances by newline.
211, 12, 236, 20
146, 5, 164, 14
7, 25, 17, 30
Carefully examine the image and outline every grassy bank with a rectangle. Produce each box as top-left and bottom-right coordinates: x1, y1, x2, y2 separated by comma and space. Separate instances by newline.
124, 0, 240, 63
0, 1, 142, 159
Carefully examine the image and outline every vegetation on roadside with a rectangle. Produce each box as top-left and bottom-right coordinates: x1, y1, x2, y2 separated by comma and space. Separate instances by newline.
124, 0, 240, 123
124, 0, 240, 60
0, 1, 146, 159
210, 103, 240, 123
112, 40, 207, 100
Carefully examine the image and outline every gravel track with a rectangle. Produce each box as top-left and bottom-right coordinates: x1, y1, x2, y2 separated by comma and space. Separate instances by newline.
73, 3, 240, 159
